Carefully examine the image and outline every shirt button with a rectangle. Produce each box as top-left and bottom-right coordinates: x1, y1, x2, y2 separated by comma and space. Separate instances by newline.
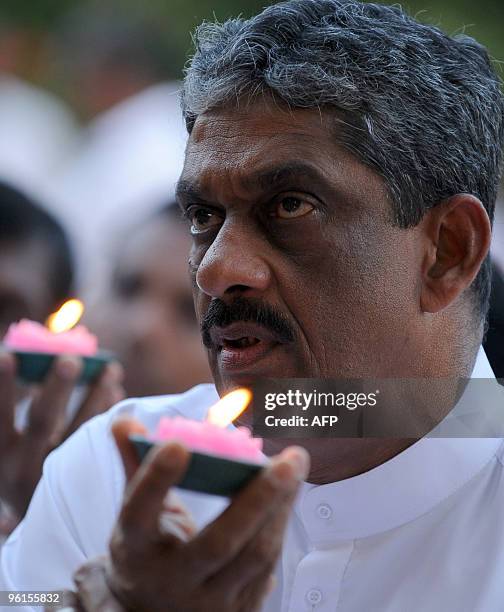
306, 588, 323, 605
316, 503, 332, 519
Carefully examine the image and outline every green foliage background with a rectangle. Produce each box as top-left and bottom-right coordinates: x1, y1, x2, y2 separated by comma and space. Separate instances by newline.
0, 0, 502, 78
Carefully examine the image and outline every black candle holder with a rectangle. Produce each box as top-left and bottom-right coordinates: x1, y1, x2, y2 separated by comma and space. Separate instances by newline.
4, 346, 114, 384
129, 433, 265, 497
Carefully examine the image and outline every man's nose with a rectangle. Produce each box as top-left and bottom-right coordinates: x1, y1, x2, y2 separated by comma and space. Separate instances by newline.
195, 222, 272, 298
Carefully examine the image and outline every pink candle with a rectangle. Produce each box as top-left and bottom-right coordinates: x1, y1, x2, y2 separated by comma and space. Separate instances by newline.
152, 416, 264, 463
3, 319, 98, 357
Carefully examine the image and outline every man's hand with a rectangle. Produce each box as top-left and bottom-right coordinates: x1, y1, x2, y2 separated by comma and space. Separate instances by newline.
99, 418, 309, 612
0, 351, 125, 523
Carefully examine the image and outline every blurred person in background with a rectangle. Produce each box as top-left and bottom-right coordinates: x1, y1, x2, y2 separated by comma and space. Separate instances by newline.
45, 2, 187, 300
485, 261, 504, 380
490, 186, 504, 275
50, 2, 179, 121
0, 181, 72, 337
0, 181, 124, 538
87, 202, 211, 397
486, 184, 504, 379
0, 20, 78, 196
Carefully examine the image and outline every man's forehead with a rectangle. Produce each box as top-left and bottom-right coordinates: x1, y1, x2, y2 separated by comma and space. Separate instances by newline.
179, 103, 387, 205
188, 102, 332, 146
181, 104, 348, 190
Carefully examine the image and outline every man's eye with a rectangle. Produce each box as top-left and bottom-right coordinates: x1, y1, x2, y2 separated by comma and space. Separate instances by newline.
187, 207, 223, 233
113, 273, 143, 299
272, 196, 314, 219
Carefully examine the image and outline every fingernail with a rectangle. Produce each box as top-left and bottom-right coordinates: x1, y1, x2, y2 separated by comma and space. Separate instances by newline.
269, 447, 310, 485
156, 441, 188, 470
268, 460, 295, 487
0, 352, 14, 373
282, 446, 310, 480
55, 356, 81, 380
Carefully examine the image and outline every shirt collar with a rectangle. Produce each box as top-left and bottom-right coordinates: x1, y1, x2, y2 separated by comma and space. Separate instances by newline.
294, 347, 503, 543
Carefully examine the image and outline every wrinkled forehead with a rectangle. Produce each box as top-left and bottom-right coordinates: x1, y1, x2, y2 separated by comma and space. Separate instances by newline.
179, 102, 388, 206
186, 104, 330, 166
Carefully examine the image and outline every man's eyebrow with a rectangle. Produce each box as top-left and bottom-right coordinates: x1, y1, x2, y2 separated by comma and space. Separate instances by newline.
175, 180, 205, 205
176, 162, 332, 204
241, 162, 333, 193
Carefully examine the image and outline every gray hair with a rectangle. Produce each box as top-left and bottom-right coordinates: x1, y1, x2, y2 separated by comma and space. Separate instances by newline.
182, 0, 504, 318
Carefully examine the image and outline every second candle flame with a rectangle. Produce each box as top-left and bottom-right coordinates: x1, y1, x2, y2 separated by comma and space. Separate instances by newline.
206, 388, 252, 428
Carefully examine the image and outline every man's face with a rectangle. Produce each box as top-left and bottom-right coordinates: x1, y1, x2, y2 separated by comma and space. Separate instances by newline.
178, 100, 425, 396
89, 217, 211, 397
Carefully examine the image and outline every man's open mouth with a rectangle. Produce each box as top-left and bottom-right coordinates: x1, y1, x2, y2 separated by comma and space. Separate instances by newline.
209, 322, 283, 372
210, 322, 280, 348
221, 336, 261, 349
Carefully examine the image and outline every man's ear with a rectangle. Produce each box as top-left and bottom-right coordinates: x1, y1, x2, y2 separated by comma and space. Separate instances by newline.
420, 194, 491, 313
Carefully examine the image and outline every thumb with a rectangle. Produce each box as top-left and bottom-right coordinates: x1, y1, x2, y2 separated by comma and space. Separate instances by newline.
111, 417, 148, 482
118, 441, 191, 538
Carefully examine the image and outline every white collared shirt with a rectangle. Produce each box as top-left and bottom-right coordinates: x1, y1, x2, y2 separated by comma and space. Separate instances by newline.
2, 348, 504, 611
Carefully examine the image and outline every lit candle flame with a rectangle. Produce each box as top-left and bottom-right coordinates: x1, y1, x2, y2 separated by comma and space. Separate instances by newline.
46, 299, 84, 333
207, 388, 252, 427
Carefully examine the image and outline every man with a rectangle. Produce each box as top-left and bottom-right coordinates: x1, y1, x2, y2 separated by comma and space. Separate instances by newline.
2, 1, 504, 610
88, 202, 211, 396
0, 181, 74, 339
0, 182, 124, 534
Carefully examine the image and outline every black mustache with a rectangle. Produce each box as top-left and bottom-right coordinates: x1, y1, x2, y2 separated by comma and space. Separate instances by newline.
201, 297, 295, 349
